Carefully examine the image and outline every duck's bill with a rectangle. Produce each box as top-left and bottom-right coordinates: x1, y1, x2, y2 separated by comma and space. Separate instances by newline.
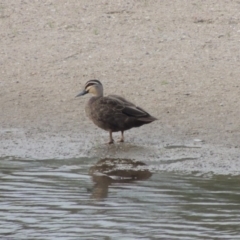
75, 90, 88, 97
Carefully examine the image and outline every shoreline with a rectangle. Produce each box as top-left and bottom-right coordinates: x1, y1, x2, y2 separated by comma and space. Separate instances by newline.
1, 1, 240, 175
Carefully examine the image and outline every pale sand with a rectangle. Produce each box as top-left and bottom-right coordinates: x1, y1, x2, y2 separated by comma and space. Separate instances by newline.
1, 1, 240, 173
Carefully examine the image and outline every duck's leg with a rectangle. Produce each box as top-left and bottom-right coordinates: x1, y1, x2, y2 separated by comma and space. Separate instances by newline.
108, 130, 114, 144
118, 130, 124, 143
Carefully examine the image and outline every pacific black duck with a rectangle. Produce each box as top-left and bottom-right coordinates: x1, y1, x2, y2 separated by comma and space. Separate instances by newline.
76, 80, 157, 144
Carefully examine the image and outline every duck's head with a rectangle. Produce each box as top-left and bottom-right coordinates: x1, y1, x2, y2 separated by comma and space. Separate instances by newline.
76, 79, 103, 97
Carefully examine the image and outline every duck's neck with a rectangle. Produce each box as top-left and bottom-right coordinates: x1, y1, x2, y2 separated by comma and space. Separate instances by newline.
89, 94, 102, 104
95, 91, 103, 97
89, 85, 103, 99
94, 87, 103, 97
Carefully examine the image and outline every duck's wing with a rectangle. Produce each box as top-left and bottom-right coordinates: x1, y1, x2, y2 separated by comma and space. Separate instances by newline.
107, 95, 157, 121
122, 105, 157, 121
108, 95, 135, 106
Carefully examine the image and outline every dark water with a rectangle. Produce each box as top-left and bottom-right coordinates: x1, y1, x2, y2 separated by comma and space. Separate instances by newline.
0, 157, 240, 240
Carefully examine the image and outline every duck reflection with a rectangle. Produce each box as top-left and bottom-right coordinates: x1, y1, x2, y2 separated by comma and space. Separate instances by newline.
89, 158, 152, 200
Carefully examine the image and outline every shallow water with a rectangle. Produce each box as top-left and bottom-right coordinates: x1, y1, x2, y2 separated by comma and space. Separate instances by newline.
0, 157, 240, 239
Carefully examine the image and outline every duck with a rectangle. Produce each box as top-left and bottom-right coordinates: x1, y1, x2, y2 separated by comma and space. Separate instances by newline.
76, 79, 157, 144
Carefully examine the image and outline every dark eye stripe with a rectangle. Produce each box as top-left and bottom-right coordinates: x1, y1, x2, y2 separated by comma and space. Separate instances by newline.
90, 79, 102, 85
85, 79, 102, 89
85, 82, 95, 89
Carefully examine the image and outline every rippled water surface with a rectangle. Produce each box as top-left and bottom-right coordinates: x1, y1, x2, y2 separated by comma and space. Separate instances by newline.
0, 157, 240, 239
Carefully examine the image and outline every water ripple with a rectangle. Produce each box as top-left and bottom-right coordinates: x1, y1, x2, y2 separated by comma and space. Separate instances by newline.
0, 157, 240, 239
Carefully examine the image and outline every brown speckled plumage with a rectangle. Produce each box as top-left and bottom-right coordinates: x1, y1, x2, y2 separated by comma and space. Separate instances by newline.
76, 80, 157, 144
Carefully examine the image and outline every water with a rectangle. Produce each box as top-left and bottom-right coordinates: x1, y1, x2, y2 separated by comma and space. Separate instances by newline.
0, 157, 240, 239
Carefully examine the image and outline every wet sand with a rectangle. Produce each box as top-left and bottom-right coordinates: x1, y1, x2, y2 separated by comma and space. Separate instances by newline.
1, 1, 240, 174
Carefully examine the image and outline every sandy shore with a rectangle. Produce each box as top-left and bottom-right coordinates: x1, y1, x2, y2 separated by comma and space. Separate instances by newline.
1, 1, 240, 174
